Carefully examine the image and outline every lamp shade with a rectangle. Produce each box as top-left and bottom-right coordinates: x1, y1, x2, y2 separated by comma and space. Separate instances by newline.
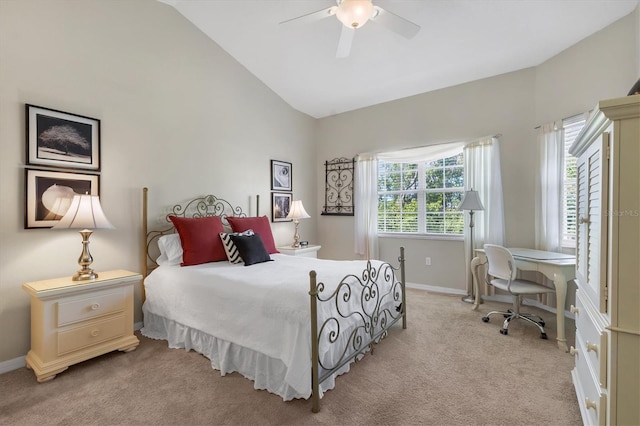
459, 189, 484, 211
53, 194, 115, 230
286, 200, 311, 220
336, 0, 374, 29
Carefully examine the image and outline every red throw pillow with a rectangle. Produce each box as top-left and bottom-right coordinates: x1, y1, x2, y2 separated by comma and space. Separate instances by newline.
169, 215, 227, 265
227, 216, 279, 254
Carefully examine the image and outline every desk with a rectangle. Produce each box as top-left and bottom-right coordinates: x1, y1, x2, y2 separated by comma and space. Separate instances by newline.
470, 248, 576, 352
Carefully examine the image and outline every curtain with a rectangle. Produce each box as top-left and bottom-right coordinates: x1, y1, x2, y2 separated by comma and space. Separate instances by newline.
534, 122, 563, 252
354, 153, 379, 259
463, 137, 506, 294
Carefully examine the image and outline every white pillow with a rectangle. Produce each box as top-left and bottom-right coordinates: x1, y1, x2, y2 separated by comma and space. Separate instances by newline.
219, 229, 254, 264
156, 233, 183, 266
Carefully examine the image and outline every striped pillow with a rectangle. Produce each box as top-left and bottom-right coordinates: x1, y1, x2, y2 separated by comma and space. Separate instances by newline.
219, 229, 254, 264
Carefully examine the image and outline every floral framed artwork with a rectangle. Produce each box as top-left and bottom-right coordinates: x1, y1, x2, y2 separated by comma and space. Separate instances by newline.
271, 160, 292, 191
26, 104, 101, 171
25, 169, 99, 229
272, 192, 292, 222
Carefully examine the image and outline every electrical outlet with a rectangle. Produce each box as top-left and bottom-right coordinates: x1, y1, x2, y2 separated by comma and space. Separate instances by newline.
425, 257, 431, 266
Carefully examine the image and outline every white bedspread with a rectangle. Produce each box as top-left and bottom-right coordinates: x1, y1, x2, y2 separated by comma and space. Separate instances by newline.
141, 254, 399, 400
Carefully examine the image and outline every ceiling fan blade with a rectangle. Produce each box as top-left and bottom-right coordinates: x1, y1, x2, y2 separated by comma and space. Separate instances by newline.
370, 6, 420, 39
336, 25, 355, 58
279, 6, 337, 26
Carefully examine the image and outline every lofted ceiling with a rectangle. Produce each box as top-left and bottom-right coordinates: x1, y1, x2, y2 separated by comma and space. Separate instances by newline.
159, 0, 639, 118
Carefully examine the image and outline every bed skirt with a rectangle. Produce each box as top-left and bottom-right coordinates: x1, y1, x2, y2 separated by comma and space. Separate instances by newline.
140, 309, 351, 401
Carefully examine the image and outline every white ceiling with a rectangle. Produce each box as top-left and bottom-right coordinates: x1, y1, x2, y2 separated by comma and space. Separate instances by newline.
160, 0, 638, 118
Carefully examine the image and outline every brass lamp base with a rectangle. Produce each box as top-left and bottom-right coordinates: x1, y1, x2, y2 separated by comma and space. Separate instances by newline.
72, 229, 98, 281
73, 268, 98, 281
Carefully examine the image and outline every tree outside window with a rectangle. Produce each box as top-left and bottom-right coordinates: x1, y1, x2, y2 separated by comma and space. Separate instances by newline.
378, 153, 464, 235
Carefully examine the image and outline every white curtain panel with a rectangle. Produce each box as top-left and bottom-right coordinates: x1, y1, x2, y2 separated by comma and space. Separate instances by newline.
463, 137, 506, 293
354, 153, 379, 259
534, 122, 563, 252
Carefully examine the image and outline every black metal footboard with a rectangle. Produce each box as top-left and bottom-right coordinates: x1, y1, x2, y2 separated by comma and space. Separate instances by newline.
308, 247, 406, 413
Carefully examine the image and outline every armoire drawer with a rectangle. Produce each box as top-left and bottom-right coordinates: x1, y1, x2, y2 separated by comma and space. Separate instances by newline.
573, 344, 607, 426
574, 291, 608, 387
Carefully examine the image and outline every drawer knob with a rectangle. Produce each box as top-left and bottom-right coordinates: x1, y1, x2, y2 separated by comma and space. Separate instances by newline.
569, 346, 578, 356
90, 329, 100, 337
585, 398, 597, 411
570, 305, 579, 314
586, 341, 598, 354
579, 217, 590, 224
91, 303, 100, 310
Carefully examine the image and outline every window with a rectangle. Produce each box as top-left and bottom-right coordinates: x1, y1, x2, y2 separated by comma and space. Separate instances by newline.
377, 152, 464, 235
562, 115, 585, 247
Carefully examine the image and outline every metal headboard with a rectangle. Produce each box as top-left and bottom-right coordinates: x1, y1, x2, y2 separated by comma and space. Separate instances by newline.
141, 187, 259, 296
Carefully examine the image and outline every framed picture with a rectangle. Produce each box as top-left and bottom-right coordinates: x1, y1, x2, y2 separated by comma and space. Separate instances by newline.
25, 169, 99, 229
272, 192, 292, 222
271, 160, 292, 191
26, 104, 100, 171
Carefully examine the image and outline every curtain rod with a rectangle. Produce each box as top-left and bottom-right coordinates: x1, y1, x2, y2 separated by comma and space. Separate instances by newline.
533, 111, 587, 130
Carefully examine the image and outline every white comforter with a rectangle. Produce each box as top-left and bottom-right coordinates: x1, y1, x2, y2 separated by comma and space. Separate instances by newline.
141, 254, 398, 400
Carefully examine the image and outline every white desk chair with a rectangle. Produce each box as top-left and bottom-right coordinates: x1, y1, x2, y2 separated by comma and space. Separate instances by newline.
481, 244, 555, 339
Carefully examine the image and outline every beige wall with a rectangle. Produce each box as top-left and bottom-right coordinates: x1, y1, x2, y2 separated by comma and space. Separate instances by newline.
0, 0, 316, 362
0, 1, 637, 366
315, 10, 638, 293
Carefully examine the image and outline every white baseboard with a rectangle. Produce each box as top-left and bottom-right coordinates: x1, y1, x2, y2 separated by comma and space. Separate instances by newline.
0, 356, 26, 374
406, 283, 575, 320
406, 282, 466, 296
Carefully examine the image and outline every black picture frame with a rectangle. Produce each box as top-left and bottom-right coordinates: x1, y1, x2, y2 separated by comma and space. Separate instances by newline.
26, 104, 101, 171
271, 160, 292, 191
272, 192, 292, 222
25, 169, 99, 229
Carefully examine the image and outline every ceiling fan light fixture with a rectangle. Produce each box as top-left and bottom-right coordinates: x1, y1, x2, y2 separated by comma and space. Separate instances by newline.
336, 0, 374, 29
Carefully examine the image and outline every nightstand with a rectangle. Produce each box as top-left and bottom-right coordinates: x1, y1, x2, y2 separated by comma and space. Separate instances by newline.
277, 245, 321, 258
22, 269, 141, 382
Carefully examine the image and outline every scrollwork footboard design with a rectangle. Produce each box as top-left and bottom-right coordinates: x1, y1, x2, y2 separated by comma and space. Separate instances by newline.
309, 247, 406, 413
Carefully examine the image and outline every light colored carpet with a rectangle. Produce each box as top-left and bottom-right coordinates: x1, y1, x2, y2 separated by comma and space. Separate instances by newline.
0, 289, 581, 425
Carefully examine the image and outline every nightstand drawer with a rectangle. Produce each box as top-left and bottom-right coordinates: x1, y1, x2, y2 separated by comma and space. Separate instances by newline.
57, 314, 126, 355
57, 288, 125, 327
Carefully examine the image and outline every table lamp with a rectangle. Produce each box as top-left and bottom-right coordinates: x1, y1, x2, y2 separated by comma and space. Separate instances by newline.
286, 200, 310, 248
459, 189, 484, 303
52, 194, 115, 281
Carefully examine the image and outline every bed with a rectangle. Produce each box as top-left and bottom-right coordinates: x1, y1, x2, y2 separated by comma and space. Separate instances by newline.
140, 187, 406, 412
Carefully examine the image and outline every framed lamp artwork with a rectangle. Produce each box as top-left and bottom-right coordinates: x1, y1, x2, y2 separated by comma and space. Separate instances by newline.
25, 169, 99, 229
26, 104, 101, 171
271, 160, 292, 191
272, 192, 292, 222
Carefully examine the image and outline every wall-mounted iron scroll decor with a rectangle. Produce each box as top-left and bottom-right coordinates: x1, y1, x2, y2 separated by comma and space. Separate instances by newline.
321, 157, 354, 216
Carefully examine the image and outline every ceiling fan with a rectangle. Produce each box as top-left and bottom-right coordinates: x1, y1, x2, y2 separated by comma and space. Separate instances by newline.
280, 0, 421, 58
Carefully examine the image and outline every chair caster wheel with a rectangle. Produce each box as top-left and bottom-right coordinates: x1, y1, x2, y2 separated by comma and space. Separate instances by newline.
503, 314, 510, 318
540, 333, 548, 340
499, 329, 508, 335
481, 317, 490, 323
